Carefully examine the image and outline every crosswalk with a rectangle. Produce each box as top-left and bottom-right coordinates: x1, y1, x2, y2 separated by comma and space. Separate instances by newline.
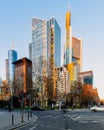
70, 114, 104, 123
38, 112, 104, 124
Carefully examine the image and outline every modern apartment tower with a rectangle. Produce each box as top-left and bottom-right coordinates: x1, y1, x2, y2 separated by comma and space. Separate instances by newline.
8, 49, 17, 95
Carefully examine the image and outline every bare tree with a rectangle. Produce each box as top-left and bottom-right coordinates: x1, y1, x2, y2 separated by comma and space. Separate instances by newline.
32, 56, 47, 106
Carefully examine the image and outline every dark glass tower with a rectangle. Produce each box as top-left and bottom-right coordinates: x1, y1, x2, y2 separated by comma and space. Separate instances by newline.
8, 49, 17, 95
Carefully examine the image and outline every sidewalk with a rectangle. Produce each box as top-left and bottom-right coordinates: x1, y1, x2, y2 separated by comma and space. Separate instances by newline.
0, 110, 36, 130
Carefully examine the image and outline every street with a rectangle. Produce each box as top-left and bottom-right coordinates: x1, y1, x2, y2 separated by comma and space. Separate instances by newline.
15, 109, 104, 130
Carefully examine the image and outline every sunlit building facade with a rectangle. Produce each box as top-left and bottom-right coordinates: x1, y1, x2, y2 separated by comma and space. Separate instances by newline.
31, 17, 61, 69
65, 7, 72, 64
72, 37, 82, 71
64, 8, 83, 70
55, 66, 70, 101
30, 17, 61, 104
64, 62, 79, 82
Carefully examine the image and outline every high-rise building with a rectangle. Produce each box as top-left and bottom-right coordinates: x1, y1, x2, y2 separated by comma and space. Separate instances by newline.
65, 4, 72, 64
31, 17, 61, 68
30, 17, 61, 104
8, 49, 17, 95
64, 3, 83, 84
64, 7, 83, 66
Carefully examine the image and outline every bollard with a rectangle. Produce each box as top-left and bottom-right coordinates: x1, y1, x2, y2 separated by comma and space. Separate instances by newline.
27, 109, 29, 120
12, 114, 14, 125
25, 109, 26, 114
21, 112, 24, 122
30, 110, 32, 118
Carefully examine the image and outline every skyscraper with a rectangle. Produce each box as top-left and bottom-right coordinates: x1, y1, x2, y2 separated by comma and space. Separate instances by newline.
8, 49, 17, 95
65, 3, 72, 64
31, 17, 61, 68
64, 3, 83, 69
30, 17, 61, 104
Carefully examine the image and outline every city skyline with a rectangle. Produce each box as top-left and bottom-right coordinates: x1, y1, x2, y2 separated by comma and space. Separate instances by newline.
0, 0, 104, 99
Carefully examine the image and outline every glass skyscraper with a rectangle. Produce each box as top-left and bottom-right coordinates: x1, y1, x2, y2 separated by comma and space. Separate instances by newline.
30, 17, 61, 104
8, 49, 17, 95
31, 17, 61, 74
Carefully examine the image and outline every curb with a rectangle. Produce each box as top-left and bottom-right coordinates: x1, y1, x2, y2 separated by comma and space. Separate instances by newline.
2, 115, 37, 130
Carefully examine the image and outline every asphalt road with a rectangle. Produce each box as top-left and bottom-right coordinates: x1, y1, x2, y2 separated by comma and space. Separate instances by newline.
14, 109, 104, 130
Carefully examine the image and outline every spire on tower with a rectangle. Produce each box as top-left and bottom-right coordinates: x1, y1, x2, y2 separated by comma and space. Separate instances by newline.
68, 0, 70, 11
12, 40, 14, 50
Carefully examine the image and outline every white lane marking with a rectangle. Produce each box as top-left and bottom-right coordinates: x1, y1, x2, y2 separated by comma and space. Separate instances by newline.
73, 116, 80, 120
29, 126, 36, 130
70, 114, 80, 120
32, 123, 66, 130
54, 114, 62, 119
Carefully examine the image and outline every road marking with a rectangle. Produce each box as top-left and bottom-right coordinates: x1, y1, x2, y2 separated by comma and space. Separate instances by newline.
29, 126, 36, 130
54, 114, 62, 119
33, 123, 66, 130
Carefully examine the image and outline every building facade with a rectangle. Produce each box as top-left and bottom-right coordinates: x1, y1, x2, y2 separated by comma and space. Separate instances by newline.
30, 17, 61, 104
64, 13, 83, 69
65, 7, 72, 64
79, 71, 93, 85
8, 49, 17, 95
31, 17, 61, 69
13, 57, 32, 97
72, 37, 82, 71
55, 66, 70, 102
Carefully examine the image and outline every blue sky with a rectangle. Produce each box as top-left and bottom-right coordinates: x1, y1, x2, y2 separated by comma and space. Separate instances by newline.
0, 0, 104, 99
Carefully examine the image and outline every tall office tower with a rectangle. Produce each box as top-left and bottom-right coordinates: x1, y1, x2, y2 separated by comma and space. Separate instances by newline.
65, 3, 72, 64
72, 37, 83, 71
31, 17, 61, 67
8, 49, 17, 95
31, 17, 61, 103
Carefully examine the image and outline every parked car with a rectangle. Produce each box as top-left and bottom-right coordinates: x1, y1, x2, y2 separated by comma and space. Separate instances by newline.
90, 105, 104, 112
31, 105, 44, 111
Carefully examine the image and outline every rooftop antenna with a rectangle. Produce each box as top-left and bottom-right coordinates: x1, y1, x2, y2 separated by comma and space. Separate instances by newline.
68, 0, 70, 11
12, 40, 14, 50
